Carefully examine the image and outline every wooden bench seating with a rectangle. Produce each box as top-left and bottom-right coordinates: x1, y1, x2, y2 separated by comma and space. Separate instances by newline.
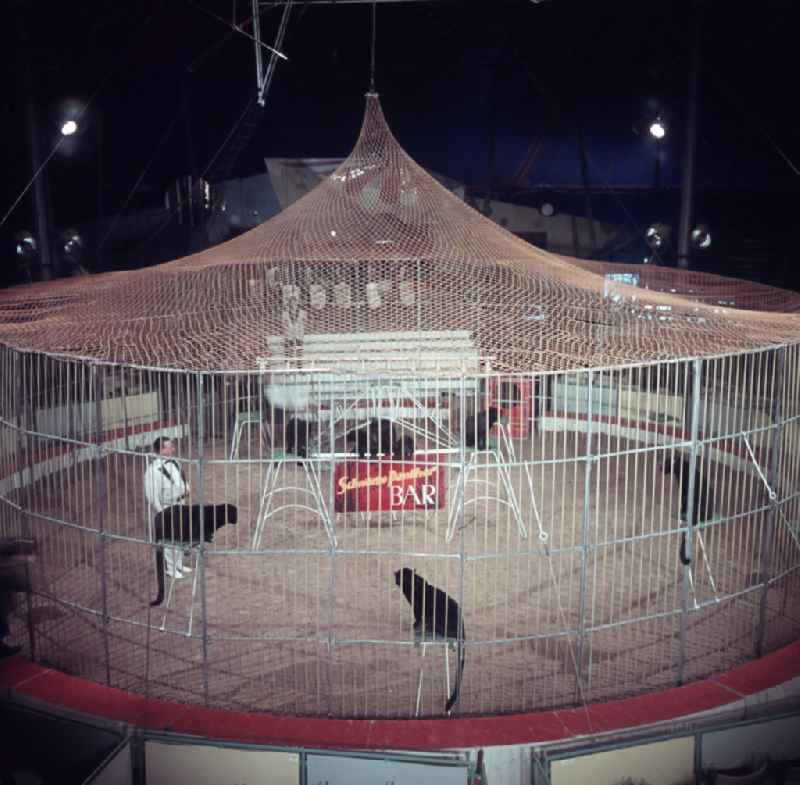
260, 330, 487, 413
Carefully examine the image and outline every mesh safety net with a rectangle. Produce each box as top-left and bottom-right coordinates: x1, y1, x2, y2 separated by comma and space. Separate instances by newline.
2, 93, 800, 373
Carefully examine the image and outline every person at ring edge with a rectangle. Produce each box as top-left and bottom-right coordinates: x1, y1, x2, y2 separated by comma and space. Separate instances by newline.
144, 437, 191, 579
0, 538, 35, 658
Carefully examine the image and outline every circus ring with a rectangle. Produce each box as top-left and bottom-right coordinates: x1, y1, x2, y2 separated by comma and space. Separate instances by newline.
2, 342, 800, 730
1, 91, 800, 785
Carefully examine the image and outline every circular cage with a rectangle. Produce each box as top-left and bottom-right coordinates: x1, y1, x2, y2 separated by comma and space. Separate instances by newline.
1, 95, 800, 719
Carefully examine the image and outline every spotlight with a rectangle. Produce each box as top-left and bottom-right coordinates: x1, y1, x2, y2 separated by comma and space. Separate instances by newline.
61, 120, 78, 136
60, 228, 83, 260
15, 230, 37, 259
691, 224, 712, 250
540, 202, 555, 218
645, 223, 667, 249
649, 118, 666, 139
60, 229, 87, 274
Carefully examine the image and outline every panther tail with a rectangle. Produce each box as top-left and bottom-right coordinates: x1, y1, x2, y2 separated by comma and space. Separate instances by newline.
445, 622, 466, 714
150, 547, 165, 606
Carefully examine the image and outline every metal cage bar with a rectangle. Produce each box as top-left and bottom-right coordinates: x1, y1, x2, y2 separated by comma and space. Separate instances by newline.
755, 347, 786, 656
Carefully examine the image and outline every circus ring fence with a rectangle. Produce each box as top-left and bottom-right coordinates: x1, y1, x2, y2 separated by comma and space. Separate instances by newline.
1, 343, 799, 720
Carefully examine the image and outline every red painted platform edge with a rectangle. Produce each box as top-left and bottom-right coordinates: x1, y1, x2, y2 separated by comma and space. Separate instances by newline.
1, 641, 799, 751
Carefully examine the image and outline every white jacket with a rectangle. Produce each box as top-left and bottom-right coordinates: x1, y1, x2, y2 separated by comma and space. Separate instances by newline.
144, 458, 188, 514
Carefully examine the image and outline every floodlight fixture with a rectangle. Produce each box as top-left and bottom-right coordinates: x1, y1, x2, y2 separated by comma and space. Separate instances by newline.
60, 229, 83, 260
691, 224, 712, 250
645, 223, 665, 249
15, 230, 37, 259
649, 118, 666, 139
61, 120, 78, 137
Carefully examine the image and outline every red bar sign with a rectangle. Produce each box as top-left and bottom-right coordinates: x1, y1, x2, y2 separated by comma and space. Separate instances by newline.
334, 458, 446, 513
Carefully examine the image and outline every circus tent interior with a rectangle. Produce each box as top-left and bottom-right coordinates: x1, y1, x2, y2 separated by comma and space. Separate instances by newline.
3, 2, 800, 784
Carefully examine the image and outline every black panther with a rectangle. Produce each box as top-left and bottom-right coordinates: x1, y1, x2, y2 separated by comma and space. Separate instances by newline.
662, 456, 713, 567
350, 418, 395, 458
285, 417, 310, 461
150, 503, 238, 606
395, 567, 465, 713
464, 407, 500, 450
662, 455, 713, 526
392, 434, 415, 461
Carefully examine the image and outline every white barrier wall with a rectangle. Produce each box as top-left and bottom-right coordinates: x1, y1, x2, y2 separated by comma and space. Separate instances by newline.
548, 737, 695, 785
0, 423, 185, 496
144, 741, 299, 785
305, 753, 469, 785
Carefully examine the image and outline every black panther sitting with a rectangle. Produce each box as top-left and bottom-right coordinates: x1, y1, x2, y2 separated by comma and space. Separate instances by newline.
285, 417, 310, 462
661, 456, 714, 567
464, 407, 500, 450
395, 567, 466, 713
150, 503, 238, 606
392, 434, 415, 461
662, 455, 714, 526
349, 418, 395, 458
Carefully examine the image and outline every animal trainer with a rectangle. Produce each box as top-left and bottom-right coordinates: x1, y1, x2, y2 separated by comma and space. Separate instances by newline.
144, 437, 238, 606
